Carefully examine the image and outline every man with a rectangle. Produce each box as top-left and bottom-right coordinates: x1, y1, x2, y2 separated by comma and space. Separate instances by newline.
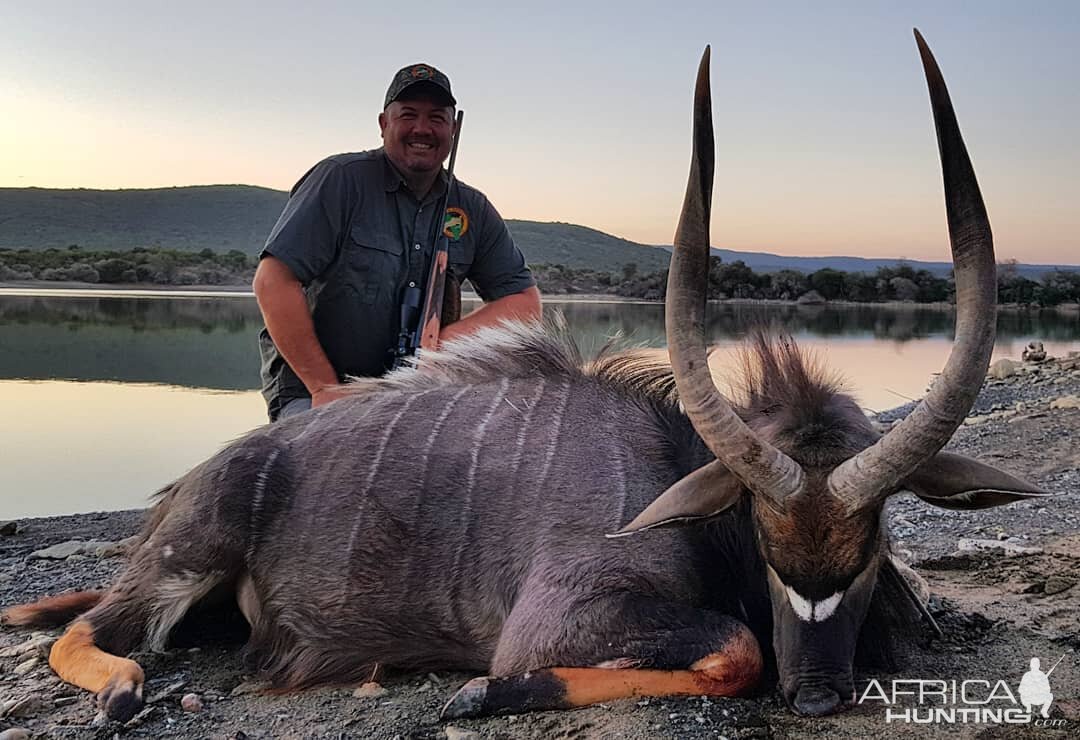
254, 63, 541, 421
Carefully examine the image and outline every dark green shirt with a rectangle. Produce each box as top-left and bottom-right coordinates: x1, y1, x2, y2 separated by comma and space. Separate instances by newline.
258, 148, 534, 419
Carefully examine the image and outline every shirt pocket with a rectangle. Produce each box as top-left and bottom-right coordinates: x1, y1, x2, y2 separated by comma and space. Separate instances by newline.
448, 239, 475, 278
345, 224, 403, 304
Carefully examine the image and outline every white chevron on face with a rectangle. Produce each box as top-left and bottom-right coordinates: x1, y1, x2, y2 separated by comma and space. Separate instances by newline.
785, 585, 845, 623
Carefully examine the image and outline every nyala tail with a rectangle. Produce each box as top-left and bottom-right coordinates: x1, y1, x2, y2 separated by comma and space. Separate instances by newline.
2, 590, 106, 627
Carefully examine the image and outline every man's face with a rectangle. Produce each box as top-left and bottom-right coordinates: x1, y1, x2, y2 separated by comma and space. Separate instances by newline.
379, 92, 455, 178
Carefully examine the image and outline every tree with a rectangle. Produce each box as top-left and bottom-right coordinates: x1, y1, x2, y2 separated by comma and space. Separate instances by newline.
809, 268, 846, 300
769, 270, 808, 300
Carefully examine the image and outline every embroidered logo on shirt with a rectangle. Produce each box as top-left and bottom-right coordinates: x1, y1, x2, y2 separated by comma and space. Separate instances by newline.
444, 207, 469, 239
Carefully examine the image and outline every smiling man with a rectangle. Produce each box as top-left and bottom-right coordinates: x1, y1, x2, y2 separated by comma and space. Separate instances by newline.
253, 63, 541, 421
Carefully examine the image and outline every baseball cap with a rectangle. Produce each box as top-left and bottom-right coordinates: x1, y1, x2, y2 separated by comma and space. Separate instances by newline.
384, 63, 456, 109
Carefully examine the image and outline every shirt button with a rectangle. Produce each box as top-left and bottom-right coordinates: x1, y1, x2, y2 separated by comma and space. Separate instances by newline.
414, 243, 421, 250
408, 281, 416, 287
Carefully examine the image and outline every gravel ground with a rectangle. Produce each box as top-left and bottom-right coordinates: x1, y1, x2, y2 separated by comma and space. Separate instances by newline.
1, 354, 1078, 739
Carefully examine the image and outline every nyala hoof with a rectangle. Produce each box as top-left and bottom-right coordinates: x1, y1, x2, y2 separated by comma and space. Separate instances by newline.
441, 676, 490, 719
97, 676, 144, 723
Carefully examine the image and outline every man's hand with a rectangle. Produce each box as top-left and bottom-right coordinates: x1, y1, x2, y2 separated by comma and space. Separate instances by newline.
311, 386, 351, 409
253, 256, 340, 400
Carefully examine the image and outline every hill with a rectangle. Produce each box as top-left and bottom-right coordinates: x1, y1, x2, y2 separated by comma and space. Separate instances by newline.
1, 186, 1074, 279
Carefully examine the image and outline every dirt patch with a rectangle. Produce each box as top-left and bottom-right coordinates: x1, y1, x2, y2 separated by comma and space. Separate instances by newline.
1, 360, 1078, 738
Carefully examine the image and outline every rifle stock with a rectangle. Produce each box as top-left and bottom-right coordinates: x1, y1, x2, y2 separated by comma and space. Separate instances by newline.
416, 109, 465, 357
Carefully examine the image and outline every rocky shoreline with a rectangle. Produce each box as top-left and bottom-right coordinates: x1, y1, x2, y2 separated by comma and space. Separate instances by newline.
1, 352, 1078, 739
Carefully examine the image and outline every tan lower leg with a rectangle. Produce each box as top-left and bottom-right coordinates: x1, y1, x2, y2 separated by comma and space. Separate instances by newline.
49, 620, 144, 695
552, 625, 763, 706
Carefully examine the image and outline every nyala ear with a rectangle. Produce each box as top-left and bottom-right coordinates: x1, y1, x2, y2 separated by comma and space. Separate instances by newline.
608, 460, 743, 537
898, 451, 1053, 510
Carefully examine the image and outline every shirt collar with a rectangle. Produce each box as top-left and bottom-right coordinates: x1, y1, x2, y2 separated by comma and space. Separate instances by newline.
379, 148, 448, 202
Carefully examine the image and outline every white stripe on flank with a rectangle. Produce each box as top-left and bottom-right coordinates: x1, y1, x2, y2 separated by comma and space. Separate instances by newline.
246, 448, 281, 560
608, 408, 628, 523
537, 378, 573, 489
465, 378, 511, 500
251, 449, 280, 523
364, 391, 425, 494
447, 379, 512, 627
423, 386, 472, 457
509, 378, 548, 479
345, 390, 427, 561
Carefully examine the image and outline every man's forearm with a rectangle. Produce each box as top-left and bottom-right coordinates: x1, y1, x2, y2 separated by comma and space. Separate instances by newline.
253, 260, 339, 397
439, 286, 542, 344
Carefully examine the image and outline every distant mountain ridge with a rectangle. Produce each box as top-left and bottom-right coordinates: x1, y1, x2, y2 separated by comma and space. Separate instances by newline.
1, 185, 1074, 279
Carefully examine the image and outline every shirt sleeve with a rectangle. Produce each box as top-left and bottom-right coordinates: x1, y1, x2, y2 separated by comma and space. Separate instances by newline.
467, 194, 536, 302
261, 159, 352, 284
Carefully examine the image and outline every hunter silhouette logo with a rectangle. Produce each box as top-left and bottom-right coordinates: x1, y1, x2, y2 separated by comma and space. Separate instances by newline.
444, 207, 468, 239
1019, 655, 1063, 718
858, 651, 1070, 726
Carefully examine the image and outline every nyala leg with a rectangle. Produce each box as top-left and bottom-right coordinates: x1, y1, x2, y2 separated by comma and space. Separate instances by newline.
50, 620, 146, 722
444, 597, 762, 718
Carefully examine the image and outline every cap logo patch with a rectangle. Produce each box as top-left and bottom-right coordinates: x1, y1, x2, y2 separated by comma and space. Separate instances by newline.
411, 65, 434, 80
444, 207, 468, 239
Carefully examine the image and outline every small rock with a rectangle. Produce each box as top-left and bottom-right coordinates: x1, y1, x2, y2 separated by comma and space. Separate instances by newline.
94, 539, 129, 558
0, 521, 17, 536
2, 696, 43, 718
180, 693, 204, 712
1043, 576, 1076, 595
12, 657, 39, 676
444, 728, 480, 740
353, 682, 388, 699
29, 540, 86, 559
146, 680, 187, 704
988, 358, 1022, 380
1050, 395, 1080, 410
0, 634, 54, 659
417, 681, 433, 692
0, 729, 31, 740
28, 539, 113, 559
956, 538, 1043, 556
1022, 341, 1047, 363
124, 704, 157, 728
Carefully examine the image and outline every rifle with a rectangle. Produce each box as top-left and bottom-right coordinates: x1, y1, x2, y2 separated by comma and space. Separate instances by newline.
1045, 651, 1069, 678
391, 109, 464, 369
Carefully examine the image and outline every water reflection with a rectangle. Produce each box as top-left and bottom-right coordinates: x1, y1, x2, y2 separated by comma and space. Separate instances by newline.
1, 294, 1077, 390
1, 292, 1077, 518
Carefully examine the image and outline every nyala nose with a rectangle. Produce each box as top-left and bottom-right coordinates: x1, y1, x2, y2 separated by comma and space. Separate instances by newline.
792, 685, 841, 716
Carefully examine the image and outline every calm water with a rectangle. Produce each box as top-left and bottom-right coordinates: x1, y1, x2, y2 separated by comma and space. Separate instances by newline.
2, 290, 1077, 518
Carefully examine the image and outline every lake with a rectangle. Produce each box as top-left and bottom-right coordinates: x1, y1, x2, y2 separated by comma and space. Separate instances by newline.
2, 289, 1077, 518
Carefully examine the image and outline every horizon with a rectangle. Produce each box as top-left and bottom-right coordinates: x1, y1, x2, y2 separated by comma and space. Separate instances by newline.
2, 2, 1077, 264
4, 182, 1080, 269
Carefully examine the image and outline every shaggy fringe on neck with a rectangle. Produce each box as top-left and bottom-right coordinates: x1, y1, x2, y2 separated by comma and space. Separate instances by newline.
339, 318, 581, 398
338, 316, 682, 410
339, 322, 849, 426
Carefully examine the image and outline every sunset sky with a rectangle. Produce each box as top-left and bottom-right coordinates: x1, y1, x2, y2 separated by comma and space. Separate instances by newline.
2, 1, 1077, 264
